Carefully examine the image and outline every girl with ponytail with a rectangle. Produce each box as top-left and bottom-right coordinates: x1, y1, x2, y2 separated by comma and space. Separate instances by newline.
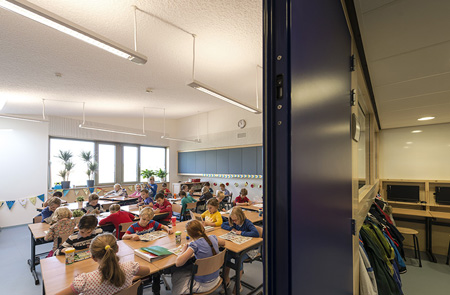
171, 220, 226, 294
56, 233, 150, 295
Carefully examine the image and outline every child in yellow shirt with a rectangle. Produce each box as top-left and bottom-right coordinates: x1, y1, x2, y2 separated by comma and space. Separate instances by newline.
201, 198, 223, 227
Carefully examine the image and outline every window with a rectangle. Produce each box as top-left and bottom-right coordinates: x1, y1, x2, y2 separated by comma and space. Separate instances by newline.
141, 146, 167, 182
49, 138, 94, 187
123, 146, 138, 182
49, 138, 167, 188
98, 144, 116, 184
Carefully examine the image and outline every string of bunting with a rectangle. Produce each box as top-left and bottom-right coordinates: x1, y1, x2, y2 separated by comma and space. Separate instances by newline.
0, 193, 46, 211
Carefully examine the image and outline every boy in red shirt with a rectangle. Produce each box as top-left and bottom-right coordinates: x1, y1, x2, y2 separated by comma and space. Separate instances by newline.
234, 188, 253, 206
98, 204, 136, 239
153, 193, 173, 224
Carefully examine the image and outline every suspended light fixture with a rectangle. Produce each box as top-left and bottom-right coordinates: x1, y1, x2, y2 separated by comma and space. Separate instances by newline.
79, 103, 146, 137
0, 99, 48, 122
158, 107, 201, 143
0, 0, 147, 64
186, 35, 261, 114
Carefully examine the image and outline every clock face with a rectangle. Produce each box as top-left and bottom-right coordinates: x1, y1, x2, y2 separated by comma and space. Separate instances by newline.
238, 119, 246, 129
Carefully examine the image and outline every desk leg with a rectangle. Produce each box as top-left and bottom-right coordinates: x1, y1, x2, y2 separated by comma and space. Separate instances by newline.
425, 217, 437, 263
27, 232, 40, 285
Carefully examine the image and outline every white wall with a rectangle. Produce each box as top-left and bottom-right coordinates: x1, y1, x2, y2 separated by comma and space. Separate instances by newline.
379, 123, 450, 180
0, 118, 49, 227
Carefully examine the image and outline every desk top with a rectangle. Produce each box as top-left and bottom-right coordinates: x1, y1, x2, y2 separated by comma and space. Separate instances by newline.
222, 210, 263, 224
100, 196, 138, 202
41, 241, 159, 295
239, 204, 263, 212
28, 222, 50, 239
429, 211, 450, 220
392, 207, 432, 217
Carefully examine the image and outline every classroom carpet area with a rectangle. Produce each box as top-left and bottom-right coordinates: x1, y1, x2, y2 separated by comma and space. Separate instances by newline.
0, 224, 262, 295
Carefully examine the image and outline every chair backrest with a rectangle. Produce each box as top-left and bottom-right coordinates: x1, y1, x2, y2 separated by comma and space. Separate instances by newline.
194, 250, 227, 276
114, 280, 141, 295
172, 203, 182, 214
255, 225, 263, 238
186, 202, 197, 210
57, 232, 72, 247
119, 221, 135, 234
33, 215, 42, 223
102, 203, 114, 212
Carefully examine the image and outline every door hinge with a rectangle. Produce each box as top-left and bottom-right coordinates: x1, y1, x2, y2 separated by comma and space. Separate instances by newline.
350, 55, 356, 72
350, 89, 356, 106
351, 219, 356, 236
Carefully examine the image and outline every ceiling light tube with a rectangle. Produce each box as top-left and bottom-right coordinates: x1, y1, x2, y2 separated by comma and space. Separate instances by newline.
188, 81, 261, 114
418, 116, 435, 121
160, 135, 201, 143
0, 0, 147, 64
79, 124, 146, 137
0, 114, 47, 123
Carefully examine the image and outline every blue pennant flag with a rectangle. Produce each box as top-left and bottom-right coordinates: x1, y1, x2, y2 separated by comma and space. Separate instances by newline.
37, 194, 45, 203
6, 200, 15, 210
89, 187, 94, 193
63, 189, 69, 197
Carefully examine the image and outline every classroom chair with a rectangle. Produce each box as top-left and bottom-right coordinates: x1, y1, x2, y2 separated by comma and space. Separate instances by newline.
102, 203, 114, 212
189, 250, 228, 295
183, 202, 197, 220
224, 193, 233, 210
239, 226, 263, 293
57, 233, 72, 248
446, 235, 450, 265
118, 221, 136, 239
397, 226, 422, 267
172, 203, 182, 221
33, 215, 42, 223
195, 200, 206, 213
114, 280, 142, 295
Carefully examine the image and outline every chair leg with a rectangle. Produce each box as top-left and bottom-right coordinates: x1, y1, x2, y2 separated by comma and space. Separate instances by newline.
412, 234, 418, 259
446, 240, 450, 265
414, 234, 422, 267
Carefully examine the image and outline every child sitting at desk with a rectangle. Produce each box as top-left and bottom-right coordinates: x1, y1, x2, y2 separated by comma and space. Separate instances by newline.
216, 183, 231, 199
216, 191, 228, 212
55, 233, 150, 295
172, 220, 226, 294
42, 191, 62, 207
82, 193, 104, 214
204, 182, 214, 193
54, 214, 103, 255
180, 190, 196, 216
161, 182, 172, 197
41, 197, 62, 223
122, 207, 173, 295
98, 204, 136, 239
145, 176, 158, 198
129, 183, 142, 198
221, 207, 260, 292
104, 183, 125, 197
44, 207, 77, 256
153, 193, 173, 224
234, 188, 252, 206
201, 198, 223, 227
138, 189, 154, 206
182, 185, 197, 202
199, 186, 213, 202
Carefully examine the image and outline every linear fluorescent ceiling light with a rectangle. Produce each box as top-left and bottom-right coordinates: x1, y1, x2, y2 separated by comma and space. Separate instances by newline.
0, 114, 47, 123
0, 98, 6, 110
188, 81, 261, 114
79, 124, 146, 137
160, 135, 201, 143
411, 130, 422, 133
0, 0, 147, 64
418, 116, 435, 121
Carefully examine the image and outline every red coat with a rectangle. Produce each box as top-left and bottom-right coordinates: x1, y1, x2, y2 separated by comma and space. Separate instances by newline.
99, 210, 136, 239
153, 199, 172, 222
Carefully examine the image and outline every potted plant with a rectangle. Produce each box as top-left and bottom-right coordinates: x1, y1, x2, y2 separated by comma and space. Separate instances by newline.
141, 169, 156, 180
156, 168, 168, 182
76, 196, 85, 209
56, 150, 75, 189
80, 151, 98, 188
72, 209, 85, 223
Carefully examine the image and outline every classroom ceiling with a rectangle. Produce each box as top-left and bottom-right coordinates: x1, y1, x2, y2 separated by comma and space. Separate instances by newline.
356, 0, 450, 129
0, 0, 262, 119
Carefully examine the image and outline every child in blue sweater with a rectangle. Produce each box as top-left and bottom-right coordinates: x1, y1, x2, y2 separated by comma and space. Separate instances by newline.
221, 207, 260, 292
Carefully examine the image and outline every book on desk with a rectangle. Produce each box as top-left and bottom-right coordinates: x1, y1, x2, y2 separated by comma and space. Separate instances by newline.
134, 246, 172, 262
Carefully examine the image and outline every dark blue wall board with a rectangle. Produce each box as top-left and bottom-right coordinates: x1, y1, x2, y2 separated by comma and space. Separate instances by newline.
205, 150, 217, 174
178, 151, 189, 173
216, 149, 229, 174
194, 151, 206, 174
242, 147, 257, 175
228, 148, 242, 174
256, 146, 263, 175
186, 152, 196, 173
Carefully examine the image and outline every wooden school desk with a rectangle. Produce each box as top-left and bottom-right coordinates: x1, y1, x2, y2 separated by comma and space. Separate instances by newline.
36, 200, 118, 212
40, 240, 160, 295
239, 204, 263, 212
99, 195, 138, 205
121, 220, 263, 295
222, 210, 263, 224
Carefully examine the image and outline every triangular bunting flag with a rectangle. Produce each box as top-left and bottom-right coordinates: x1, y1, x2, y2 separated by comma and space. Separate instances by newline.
37, 194, 45, 203
89, 187, 94, 193
63, 189, 69, 197
75, 190, 80, 196
18, 198, 27, 208
83, 189, 89, 195
29, 197, 37, 206
6, 200, 15, 210
56, 189, 63, 193
48, 190, 54, 196
129, 186, 134, 191
0, 201, 4, 209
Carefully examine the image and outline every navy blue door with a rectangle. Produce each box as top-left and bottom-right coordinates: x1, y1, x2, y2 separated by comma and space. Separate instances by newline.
264, 0, 352, 294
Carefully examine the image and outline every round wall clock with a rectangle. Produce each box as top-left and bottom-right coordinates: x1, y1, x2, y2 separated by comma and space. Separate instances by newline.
238, 119, 246, 129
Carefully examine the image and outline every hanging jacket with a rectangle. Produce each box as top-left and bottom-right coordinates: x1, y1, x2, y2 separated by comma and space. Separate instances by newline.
359, 239, 378, 295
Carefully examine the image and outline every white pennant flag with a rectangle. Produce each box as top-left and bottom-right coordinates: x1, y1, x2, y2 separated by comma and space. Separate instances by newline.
18, 198, 27, 208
